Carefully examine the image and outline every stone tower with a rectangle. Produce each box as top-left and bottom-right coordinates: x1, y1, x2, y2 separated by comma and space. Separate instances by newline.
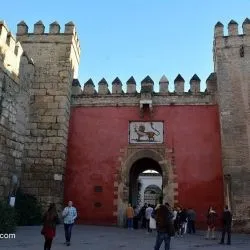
214, 18, 250, 230
16, 21, 80, 210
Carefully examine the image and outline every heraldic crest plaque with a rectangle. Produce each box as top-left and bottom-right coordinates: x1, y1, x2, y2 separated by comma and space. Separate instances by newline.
129, 121, 164, 144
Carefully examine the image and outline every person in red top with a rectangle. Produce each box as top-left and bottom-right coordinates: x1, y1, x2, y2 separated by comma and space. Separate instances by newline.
41, 203, 58, 250
206, 206, 217, 239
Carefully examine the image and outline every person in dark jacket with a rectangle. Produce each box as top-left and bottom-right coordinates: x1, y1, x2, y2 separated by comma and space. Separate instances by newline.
180, 208, 188, 235
187, 208, 196, 234
41, 203, 58, 250
154, 203, 174, 250
139, 203, 147, 229
219, 205, 232, 245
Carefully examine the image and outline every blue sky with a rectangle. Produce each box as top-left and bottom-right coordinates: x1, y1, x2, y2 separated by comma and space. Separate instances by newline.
1, 0, 250, 91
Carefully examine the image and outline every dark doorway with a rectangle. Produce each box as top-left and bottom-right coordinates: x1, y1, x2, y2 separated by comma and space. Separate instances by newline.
129, 158, 162, 207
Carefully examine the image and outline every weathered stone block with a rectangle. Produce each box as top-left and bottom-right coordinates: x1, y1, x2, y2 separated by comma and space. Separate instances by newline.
46, 89, 68, 96
37, 137, 49, 143
35, 95, 54, 103
25, 143, 38, 150
29, 123, 38, 129
31, 89, 46, 95
48, 102, 59, 109
35, 158, 53, 165
25, 158, 35, 164
40, 150, 63, 159
56, 116, 67, 123
44, 109, 65, 116
48, 137, 64, 144
54, 96, 68, 103
37, 143, 55, 151
28, 150, 40, 157
46, 130, 57, 137
58, 130, 67, 137
53, 158, 65, 166
37, 123, 52, 129
40, 116, 57, 123
30, 129, 47, 136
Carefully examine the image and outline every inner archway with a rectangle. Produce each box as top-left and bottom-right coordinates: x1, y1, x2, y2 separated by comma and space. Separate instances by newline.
129, 158, 162, 207
143, 184, 162, 206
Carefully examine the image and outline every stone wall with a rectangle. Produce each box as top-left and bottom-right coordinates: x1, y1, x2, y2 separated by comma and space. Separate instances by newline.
214, 19, 250, 231
16, 21, 80, 210
0, 21, 34, 199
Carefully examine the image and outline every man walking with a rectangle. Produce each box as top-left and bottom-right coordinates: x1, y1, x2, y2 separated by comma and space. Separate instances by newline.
219, 205, 232, 245
62, 201, 77, 246
154, 203, 175, 250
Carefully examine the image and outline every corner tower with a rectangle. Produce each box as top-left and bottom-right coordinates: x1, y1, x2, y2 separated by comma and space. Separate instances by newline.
214, 18, 250, 230
16, 21, 80, 209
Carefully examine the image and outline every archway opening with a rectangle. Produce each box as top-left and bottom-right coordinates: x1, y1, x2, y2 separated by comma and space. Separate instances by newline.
143, 184, 162, 206
129, 158, 162, 208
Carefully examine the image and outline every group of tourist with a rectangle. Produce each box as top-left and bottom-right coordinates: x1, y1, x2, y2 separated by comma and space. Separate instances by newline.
41, 201, 77, 250
40, 199, 232, 250
126, 202, 232, 249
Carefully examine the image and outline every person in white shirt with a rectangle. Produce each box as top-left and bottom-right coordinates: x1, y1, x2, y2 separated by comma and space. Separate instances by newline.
145, 205, 154, 232
62, 201, 77, 246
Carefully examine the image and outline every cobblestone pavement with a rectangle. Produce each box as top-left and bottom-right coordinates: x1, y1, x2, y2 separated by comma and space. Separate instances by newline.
0, 225, 249, 250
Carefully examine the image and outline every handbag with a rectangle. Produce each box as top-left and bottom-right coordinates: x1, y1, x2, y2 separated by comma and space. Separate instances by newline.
149, 217, 156, 229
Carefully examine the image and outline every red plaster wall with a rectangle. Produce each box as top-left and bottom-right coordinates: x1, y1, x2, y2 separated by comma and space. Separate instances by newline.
64, 105, 224, 227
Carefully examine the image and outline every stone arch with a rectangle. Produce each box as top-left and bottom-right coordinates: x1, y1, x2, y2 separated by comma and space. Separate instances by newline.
143, 184, 162, 205
117, 148, 174, 226
122, 149, 168, 185
144, 184, 162, 193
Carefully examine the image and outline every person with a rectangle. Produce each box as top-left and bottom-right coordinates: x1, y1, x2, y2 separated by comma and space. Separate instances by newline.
133, 205, 139, 229
219, 205, 232, 245
62, 201, 77, 246
139, 203, 147, 228
206, 206, 217, 239
164, 203, 172, 212
172, 207, 178, 233
145, 204, 154, 233
126, 203, 134, 229
187, 207, 196, 234
174, 207, 182, 236
41, 203, 58, 250
154, 203, 175, 250
180, 208, 188, 235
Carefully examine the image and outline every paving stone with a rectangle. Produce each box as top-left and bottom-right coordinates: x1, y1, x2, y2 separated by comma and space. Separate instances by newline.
0, 226, 249, 250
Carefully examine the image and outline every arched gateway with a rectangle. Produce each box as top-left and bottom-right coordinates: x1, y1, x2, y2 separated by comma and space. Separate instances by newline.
117, 148, 175, 226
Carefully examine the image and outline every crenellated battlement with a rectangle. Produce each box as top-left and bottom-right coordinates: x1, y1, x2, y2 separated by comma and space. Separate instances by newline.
16, 21, 80, 73
0, 21, 24, 77
71, 73, 217, 106
72, 73, 217, 97
214, 18, 250, 49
